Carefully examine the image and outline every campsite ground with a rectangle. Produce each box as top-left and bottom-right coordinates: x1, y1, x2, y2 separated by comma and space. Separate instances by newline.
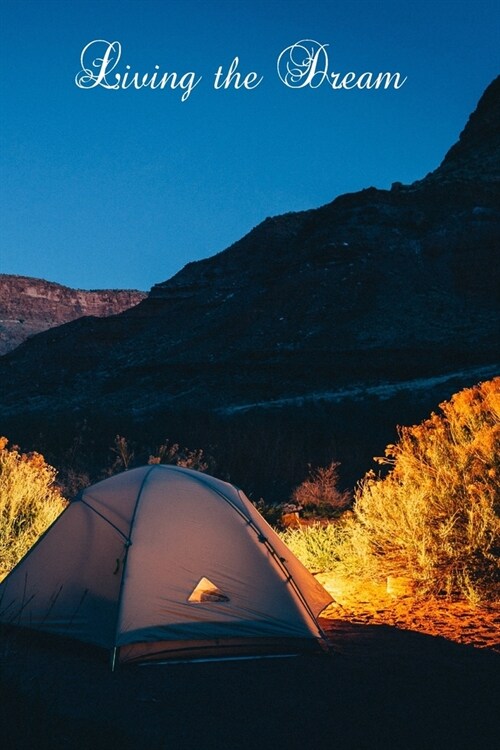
1, 606, 499, 750
317, 573, 500, 652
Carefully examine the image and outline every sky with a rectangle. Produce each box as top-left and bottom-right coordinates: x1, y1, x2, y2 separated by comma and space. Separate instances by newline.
0, 0, 499, 291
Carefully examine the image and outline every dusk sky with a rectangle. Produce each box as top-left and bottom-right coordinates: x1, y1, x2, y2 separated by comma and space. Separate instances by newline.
1, 0, 499, 291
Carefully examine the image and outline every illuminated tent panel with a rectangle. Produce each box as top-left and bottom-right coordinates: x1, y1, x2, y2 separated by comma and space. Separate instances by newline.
0, 465, 332, 664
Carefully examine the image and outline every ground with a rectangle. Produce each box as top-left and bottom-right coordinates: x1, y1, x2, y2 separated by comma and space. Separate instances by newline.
316, 572, 500, 652
1, 604, 499, 749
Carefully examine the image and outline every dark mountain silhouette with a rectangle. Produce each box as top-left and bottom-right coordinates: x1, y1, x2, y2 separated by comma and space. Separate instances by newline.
0, 275, 145, 355
0, 77, 498, 496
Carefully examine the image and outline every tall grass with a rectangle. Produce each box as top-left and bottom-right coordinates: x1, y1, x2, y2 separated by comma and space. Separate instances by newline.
0, 438, 66, 580
280, 522, 350, 573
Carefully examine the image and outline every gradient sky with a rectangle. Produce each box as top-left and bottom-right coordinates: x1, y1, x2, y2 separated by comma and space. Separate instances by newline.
1, 0, 499, 291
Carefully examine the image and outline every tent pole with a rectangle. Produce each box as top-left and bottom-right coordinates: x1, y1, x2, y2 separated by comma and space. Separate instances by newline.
111, 467, 154, 672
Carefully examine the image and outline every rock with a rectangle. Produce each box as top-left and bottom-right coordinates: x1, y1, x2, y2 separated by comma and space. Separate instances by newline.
0, 275, 146, 355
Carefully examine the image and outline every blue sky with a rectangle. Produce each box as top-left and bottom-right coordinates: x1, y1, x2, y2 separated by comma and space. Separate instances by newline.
1, 0, 499, 291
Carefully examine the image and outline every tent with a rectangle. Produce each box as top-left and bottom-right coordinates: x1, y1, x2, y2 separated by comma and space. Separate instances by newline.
0, 465, 332, 665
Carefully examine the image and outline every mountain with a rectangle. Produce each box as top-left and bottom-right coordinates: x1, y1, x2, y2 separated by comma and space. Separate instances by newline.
0, 77, 498, 496
0, 275, 146, 355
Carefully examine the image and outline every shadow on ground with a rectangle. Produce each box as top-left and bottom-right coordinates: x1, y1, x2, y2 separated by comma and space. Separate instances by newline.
1, 619, 498, 749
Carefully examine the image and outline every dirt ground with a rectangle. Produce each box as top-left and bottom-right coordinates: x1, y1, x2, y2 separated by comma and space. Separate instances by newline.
1, 612, 499, 750
316, 572, 500, 652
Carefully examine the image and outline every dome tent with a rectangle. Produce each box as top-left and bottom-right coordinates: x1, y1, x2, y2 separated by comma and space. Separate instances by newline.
0, 465, 332, 666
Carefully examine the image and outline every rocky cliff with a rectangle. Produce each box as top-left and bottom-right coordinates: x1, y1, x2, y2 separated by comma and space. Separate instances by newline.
0, 275, 146, 355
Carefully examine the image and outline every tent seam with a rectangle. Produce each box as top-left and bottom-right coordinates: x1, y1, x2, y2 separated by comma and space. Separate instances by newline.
111, 466, 156, 657
78, 497, 130, 543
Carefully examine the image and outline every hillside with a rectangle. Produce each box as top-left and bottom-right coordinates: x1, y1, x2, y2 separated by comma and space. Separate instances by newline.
0, 76, 498, 496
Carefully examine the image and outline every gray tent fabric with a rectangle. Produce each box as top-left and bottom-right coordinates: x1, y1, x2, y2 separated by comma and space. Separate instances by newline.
0, 465, 333, 663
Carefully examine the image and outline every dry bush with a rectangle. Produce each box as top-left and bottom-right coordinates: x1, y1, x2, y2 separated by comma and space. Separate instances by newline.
106, 435, 213, 475
291, 461, 351, 516
348, 378, 500, 601
147, 438, 212, 472
0, 438, 67, 580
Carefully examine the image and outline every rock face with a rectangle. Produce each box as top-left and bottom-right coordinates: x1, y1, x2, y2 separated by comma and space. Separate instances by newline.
0, 276, 146, 355
0, 77, 498, 421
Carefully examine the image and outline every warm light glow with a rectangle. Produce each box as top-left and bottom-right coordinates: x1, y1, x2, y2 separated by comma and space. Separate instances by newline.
187, 577, 229, 603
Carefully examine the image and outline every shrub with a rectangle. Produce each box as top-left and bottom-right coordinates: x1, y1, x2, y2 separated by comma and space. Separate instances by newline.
0, 438, 66, 580
291, 461, 351, 517
147, 439, 212, 472
106, 435, 214, 475
349, 378, 500, 601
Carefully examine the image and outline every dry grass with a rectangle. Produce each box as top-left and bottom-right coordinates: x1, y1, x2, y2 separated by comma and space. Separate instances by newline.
280, 521, 350, 573
0, 438, 67, 580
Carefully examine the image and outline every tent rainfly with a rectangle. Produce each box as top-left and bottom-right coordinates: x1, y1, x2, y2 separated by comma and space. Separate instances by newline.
0, 465, 333, 666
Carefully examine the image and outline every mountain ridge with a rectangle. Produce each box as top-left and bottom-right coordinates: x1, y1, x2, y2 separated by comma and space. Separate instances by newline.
0, 77, 498, 495
1, 76, 498, 413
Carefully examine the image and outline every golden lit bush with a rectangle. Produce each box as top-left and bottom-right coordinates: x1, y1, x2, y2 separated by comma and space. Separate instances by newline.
282, 379, 499, 602
0, 438, 67, 580
348, 378, 500, 601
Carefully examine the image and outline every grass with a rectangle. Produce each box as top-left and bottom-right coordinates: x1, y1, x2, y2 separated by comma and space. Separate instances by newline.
280, 521, 350, 573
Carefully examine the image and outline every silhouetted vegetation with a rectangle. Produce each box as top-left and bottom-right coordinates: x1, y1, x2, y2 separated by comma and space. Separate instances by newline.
0, 384, 449, 503
291, 461, 352, 518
